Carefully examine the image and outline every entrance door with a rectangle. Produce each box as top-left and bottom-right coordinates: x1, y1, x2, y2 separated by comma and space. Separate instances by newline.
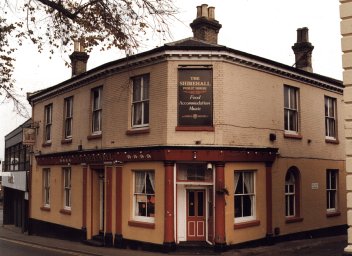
98, 173, 105, 232
207, 187, 214, 243
187, 189, 206, 241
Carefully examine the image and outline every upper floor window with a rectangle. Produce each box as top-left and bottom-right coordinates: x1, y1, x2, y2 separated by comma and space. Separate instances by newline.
43, 168, 51, 207
284, 85, 299, 134
132, 75, 149, 128
64, 97, 73, 139
234, 171, 255, 223
92, 87, 102, 134
44, 104, 53, 142
63, 167, 72, 210
325, 96, 337, 140
326, 169, 338, 212
133, 170, 155, 222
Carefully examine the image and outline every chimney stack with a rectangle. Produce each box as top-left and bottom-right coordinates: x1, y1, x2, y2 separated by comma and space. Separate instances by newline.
292, 27, 314, 72
190, 4, 222, 44
69, 41, 89, 77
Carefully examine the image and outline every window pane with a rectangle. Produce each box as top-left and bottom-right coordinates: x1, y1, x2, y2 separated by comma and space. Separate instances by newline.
284, 109, 289, 130
133, 78, 141, 102
290, 88, 296, 109
284, 86, 289, 108
197, 191, 204, 217
133, 102, 142, 125
143, 101, 149, 124
243, 195, 252, 217
142, 77, 149, 100
188, 191, 195, 216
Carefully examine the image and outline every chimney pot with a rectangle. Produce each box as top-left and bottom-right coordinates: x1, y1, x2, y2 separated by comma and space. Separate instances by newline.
190, 4, 222, 44
201, 4, 208, 17
292, 27, 314, 72
208, 7, 215, 19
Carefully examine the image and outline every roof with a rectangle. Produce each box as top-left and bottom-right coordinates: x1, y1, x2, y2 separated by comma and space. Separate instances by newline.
27, 37, 343, 103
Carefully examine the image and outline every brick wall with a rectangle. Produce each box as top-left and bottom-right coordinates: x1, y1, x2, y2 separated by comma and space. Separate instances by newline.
340, 0, 352, 253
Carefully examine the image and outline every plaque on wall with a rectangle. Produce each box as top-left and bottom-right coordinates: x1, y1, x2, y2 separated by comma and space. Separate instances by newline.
178, 68, 213, 126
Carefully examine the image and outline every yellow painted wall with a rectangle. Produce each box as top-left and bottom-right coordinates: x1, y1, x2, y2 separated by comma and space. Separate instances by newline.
121, 162, 165, 244
30, 164, 83, 229
224, 162, 267, 245
272, 158, 346, 236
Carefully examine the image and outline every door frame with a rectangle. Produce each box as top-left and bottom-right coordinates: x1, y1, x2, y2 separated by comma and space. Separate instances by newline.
176, 185, 214, 244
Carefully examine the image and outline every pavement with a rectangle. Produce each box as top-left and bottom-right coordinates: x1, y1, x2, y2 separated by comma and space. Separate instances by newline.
0, 203, 348, 255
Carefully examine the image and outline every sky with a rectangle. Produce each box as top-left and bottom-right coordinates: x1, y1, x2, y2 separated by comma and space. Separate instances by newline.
0, 0, 343, 159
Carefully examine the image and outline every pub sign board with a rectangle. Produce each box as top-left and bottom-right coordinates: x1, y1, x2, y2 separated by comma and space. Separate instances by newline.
178, 68, 213, 126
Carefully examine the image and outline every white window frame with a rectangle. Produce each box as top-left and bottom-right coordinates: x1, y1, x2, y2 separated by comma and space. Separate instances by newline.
64, 97, 73, 139
325, 96, 337, 140
285, 171, 296, 217
43, 168, 50, 207
63, 167, 72, 210
284, 85, 299, 134
44, 104, 52, 142
92, 87, 102, 134
326, 169, 338, 212
131, 75, 149, 128
133, 170, 155, 223
234, 170, 256, 223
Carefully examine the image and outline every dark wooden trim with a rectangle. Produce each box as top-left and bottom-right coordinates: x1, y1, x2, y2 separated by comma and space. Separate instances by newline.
284, 133, 302, 140
87, 134, 102, 140
234, 220, 260, 229
40, 206, 51, 212
126, 128, 150, 135
128, 220, 155, 229
105, 167, 113, 233
82, 166, 87, 228
285, 217, 304, 223
325, 138, 339, 144
175, 126, 214, 131
59, 209, 72, 215
115, 165, 123, 235
35, 146, 278, 165
164, 163, 174, 243
326, 211, 341, 218
265, 163, 273, 236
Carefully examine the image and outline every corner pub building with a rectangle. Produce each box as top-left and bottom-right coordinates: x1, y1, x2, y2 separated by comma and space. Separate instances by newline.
26, 4, 346, 252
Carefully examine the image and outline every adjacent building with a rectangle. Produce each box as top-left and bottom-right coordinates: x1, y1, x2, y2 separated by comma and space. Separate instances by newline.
26, 5, 346, 251
340, 0, 352, 254
2, 119, 31, 233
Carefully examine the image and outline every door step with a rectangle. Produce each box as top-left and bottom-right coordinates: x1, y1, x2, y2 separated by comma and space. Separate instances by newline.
83, 233, 105, 247
172, 241, 219, 255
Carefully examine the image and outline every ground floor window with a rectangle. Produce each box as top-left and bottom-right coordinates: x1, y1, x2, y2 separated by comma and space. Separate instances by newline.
234, 171, 255, 222
134, 170, 155, 222
285, 167, 300, 219
326, 169, 338, 212
43, 168, 50, 207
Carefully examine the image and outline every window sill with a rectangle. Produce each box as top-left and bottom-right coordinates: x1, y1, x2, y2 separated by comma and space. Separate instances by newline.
285, 216, 303, 223
284, 133, 302, 140
87, 134, 102, 140
40, 206, 51, 212
126, 128, 150, 135
61, 138, 72, 145
175, 126, 215, 132
326, 211, 341, 218
325, 138, 339, 144
233, 220, 260, 229
60, 208, 72, 215
42, 142, 52, 147
128, 220, 155, 229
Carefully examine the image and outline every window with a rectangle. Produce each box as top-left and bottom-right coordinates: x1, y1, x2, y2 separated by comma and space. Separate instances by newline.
44, 104, 53, 142
133, 171, 155, 222
64, 97, 73, 139
176, 163, 212, 182
92, 87, 102, 134
325, 96, 337, 140
234, 171, 255, 222
132, 75, 149, 127
43, 168, 50, 207
285, 167, 300, 218
327, 169, 338, 212
284, 85, 299, 133
63, 167, 71, 210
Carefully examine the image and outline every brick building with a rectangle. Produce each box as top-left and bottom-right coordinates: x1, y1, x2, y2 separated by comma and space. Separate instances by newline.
27, 4, 345, 251
340, 1, 352, 254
